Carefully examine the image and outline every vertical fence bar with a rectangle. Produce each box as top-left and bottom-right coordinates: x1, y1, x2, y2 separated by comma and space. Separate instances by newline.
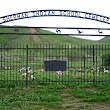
105, 45, 107, 84
84, 45, 86, 70
106, 44, 108, 84
108, 45, 110, 83
74, 45, 76, 84
79, 45, 84, 84
6, 46, 8, 83
15, 44, 17, 82
0, 46, 2, 81
92, 45, 95, 85
61, 44, 63, 84
26, 45, 28, 88
51, 44, 53, 83
83, 45, 86, 85
9, 46, 11, 82
48, 44, 50, 84
19, 44, 22, 82
108, 45, 110, 84
78, 44, 80, 84
69, 44, 72, 84
86, 45, 88, 83
98, 45, 101, 84
95, 45, 97, 84
45, 44, 47, 84
42, 44, 44, 84
67, 44, 69, 84
0, 46, 1, 81
4, 45, 7, 83
102, 45, 107, 82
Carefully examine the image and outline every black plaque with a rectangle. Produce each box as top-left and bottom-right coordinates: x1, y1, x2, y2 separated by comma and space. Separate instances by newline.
44, 60, 66, 71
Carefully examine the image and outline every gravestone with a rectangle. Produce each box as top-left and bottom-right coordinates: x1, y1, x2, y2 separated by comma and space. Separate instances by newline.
44, 60, 66, 71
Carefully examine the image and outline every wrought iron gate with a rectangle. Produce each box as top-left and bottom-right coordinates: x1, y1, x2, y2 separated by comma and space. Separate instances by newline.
0, 9, 110, 85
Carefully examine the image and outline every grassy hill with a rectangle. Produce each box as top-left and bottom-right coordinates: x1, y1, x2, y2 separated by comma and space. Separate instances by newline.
0, 27, 29, 45
98, 36, 110, 43
0, 26, 110, 46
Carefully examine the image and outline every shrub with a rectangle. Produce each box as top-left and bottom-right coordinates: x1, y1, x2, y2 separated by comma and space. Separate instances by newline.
102, 53, 110, 69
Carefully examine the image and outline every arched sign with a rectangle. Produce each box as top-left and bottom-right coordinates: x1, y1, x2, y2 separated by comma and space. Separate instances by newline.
0, 9, 110, 25
0, 9, 110, 36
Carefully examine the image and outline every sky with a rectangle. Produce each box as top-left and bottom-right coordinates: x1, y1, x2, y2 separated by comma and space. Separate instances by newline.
0, 0, 110, 40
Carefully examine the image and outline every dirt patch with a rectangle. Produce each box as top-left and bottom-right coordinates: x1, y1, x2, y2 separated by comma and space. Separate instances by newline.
60, 88, 110, 110
84, 87, 99, 92
29, 28, 41, 44
29, 28, 37, 33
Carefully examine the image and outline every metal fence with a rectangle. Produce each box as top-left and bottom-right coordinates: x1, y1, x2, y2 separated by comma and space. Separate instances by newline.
0, 44, 110, 85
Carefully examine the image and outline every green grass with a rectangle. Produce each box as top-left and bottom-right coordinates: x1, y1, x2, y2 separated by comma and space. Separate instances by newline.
1, 83, 110, 110
70, 84, 110, 102
0, 27, 110, 109
0, 83, 63, 110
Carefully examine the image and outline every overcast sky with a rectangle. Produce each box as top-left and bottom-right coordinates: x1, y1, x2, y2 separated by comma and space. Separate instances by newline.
0, 0, 110, 40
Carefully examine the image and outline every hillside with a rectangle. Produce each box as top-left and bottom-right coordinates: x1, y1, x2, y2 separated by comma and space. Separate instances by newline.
98, 36, 110, 43
0, 26, 109, 46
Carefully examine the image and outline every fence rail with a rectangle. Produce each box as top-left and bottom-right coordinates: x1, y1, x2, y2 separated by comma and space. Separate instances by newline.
0, 44, 110, 85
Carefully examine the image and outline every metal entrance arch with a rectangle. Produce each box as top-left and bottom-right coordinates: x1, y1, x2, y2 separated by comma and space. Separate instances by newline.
0, 9, 110, 36
0, 9, 110, 25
